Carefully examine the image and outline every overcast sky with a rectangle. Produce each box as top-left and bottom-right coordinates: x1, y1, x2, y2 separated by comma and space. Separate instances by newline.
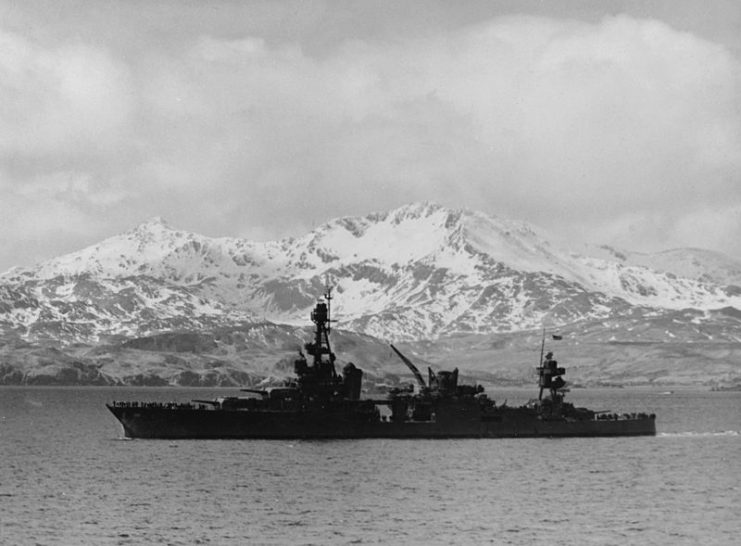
1, 0, 740, 272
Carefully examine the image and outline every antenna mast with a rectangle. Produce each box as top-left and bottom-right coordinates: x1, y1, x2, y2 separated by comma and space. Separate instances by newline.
324, 284, 332, 334
538, 328, 546, 400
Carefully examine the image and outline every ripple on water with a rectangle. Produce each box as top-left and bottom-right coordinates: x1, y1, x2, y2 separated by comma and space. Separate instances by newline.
658, 430, 739, 437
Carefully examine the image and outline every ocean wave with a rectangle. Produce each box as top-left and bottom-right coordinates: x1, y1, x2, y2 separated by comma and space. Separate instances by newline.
658, 431, 739, 437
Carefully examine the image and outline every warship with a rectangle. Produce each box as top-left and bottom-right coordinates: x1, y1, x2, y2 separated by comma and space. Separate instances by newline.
107, 290, 656, 439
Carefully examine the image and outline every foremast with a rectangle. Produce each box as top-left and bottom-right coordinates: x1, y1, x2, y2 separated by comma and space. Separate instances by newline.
307, 286, 336, 375
293, 287, 364, 399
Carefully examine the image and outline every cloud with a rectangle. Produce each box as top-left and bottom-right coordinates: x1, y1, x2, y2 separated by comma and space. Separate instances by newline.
0, 29, 133, 158
0, 29, 136, 203
672, 205, 741, 253
161, 15, 740, 251
0, 28, 137, 268
1, 12, 740, 271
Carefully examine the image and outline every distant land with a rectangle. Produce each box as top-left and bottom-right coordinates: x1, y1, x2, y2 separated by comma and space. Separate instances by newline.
1, 202, 740, 388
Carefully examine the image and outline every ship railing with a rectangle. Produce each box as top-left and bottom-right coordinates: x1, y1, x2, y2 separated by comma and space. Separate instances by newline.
594, 412, 656, 421
110, 401, 200, 410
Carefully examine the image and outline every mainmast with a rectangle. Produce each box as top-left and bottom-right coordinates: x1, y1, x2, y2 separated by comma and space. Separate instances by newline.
537, 346, 566, 410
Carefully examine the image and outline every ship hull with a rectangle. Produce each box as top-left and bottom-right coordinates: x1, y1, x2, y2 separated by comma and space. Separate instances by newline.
107, 405, 656, 439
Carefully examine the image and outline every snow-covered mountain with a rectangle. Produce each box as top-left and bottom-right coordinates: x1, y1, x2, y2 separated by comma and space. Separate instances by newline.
2, 202, 741, 344
2, 202, 741, 387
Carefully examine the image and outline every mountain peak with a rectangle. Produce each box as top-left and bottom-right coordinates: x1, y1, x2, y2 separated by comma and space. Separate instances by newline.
133, 216, 174, 233
392, 201, 445, 218
364, 201, 448, 224
118, 217, 179, 250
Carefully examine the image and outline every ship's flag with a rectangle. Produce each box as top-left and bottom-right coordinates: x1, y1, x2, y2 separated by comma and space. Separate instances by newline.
552, 334, 563, 340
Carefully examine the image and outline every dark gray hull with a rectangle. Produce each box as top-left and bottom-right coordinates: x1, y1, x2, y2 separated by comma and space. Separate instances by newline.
107, 405, 656, 439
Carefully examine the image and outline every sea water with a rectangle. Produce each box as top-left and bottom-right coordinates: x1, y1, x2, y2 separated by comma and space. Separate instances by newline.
0, 387, 739, 545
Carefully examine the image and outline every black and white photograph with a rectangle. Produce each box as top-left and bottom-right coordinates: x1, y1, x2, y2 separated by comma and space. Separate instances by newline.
1, 1, 739, 544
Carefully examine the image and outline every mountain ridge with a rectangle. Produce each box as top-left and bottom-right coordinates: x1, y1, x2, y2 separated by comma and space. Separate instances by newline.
2, 202, 740, 343
1, 202, 740, 387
